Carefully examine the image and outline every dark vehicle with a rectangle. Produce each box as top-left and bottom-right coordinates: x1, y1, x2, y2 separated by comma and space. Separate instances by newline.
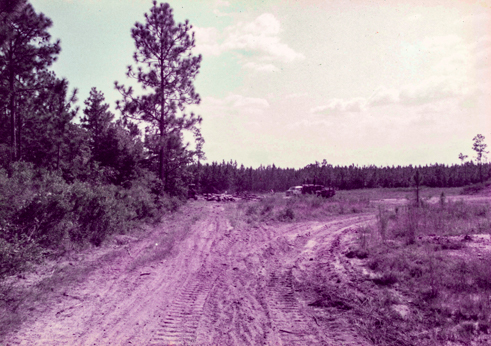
316, 187, 336, 198
188, 184, 198, 200
301, 184, 324, 195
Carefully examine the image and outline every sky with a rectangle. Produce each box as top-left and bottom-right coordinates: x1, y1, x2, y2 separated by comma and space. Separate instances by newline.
29, 0, 491, 169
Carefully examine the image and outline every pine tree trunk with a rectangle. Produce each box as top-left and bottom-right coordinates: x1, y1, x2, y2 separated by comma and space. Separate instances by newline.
9, 87, 16, 162
8, 48, 17, 162
159, 44, 165, 185
57, 143, 61, 171
16, 106, 21, 160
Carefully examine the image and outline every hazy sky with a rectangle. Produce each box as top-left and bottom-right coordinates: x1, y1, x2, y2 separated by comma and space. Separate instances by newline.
29, 0, 491, 168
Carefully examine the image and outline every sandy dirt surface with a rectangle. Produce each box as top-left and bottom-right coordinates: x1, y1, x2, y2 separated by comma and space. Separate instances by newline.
1, 201, 381, 346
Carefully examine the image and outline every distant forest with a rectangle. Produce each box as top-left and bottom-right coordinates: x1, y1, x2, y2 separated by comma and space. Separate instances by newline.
193, 160, 491, 194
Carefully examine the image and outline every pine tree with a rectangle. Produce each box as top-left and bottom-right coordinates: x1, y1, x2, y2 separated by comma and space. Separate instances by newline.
0, 2, 60, 164
0, 0, 26, 46
22, 72, 78, 170
81, 87, 115, 162
82, 88, 144, 185
115, 1, 204, 194
472, 134, 489, 184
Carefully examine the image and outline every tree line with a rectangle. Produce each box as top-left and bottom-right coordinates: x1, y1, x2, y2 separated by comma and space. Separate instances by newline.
193, 157, 490, 194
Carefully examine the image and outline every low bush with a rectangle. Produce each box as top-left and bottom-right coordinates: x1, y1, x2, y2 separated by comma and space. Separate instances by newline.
460, 183, 486, 195
0, 163, 181, 280
245, 205, 258, 216
277, 207, 295, 222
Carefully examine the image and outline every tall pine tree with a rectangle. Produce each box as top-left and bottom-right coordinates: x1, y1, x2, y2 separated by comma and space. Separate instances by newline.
0, 1, 60, 164
115, 1, 204, 194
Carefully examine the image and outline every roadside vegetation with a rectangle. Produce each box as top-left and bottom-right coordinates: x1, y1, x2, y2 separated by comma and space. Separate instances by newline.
227, 185, 471, 227
0, 161, 183, 280
346, 188, 491, 345
227, 191, 371, 227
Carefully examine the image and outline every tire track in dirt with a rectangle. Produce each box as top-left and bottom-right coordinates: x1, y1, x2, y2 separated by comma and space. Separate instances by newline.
260, 216, 375, 346
261, 225, 325, 346
150, 271, 218, 345
193, 214, 273, 345
268, 269, 324, 345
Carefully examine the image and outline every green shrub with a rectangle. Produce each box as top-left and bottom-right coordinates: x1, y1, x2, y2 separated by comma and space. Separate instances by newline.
277, 207, 295, 222
310, 196, 324, 208
461, 183, 485, 195
261, 204, 273, 215
0, 163, 184, 279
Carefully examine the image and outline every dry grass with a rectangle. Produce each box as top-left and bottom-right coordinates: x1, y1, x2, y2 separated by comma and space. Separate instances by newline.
227, 192, 372, 227
349, 199, 491, 345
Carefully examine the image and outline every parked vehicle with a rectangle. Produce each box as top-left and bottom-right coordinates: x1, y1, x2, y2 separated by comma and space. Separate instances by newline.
301, 184, 324, 195
316, 187, 336, 198
285, 186, 303, 196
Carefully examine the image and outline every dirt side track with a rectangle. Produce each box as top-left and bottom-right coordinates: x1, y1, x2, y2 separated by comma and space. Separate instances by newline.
2, 203, 377, 346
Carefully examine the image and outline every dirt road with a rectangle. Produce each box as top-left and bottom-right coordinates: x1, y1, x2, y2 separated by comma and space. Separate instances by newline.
3, 202, 377, 346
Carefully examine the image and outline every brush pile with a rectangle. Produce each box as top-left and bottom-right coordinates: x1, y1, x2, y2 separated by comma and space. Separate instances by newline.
202, 193, 262, 202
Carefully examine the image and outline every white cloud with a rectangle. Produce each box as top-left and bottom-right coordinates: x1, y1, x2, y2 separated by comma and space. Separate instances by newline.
226, 94, 269, 109
368, 86, 400, 106
193, 27, 222, 56
223, 13, 304, 66
201, 94, 270, 118
399, 76, 470, 105
362, 32, 486, 108
243, 62, 279, 72
311, 97, 367, 115
312, 32, 479, 113
194, 13, 304, 72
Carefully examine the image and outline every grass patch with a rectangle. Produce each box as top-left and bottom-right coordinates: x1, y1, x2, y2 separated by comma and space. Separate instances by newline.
227, 192, 373, 227
347, 199, 491, 345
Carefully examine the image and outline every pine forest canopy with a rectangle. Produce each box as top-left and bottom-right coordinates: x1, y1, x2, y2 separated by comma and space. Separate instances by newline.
192, 159, 490, 194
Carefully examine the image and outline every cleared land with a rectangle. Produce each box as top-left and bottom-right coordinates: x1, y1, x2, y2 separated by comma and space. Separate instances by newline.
1, 187, 490, 345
